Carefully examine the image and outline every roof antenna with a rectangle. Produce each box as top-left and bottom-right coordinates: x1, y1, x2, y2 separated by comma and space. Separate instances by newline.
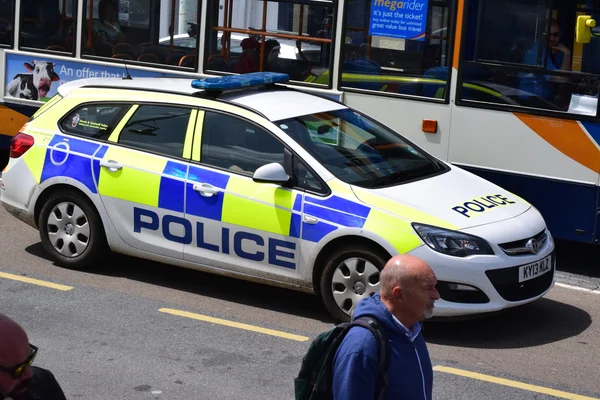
122, 59, 132, 80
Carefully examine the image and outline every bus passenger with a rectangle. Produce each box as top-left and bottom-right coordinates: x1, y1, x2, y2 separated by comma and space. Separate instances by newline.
263, 39, 282, 72
519, 19, 572, 104
94, 0, 125, 44
234, 37, 260, 74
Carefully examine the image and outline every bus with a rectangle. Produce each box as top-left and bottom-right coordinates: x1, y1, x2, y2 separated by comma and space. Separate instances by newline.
1, 0, 599, 244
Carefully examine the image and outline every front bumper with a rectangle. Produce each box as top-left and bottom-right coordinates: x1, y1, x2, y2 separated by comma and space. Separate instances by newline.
408, 207, 556, 317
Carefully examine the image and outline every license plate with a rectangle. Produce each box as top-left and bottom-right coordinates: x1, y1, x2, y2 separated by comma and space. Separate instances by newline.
518, 255, 552, 283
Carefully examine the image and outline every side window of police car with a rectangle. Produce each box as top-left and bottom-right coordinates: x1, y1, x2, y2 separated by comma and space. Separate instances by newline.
60, 103, 130, 140
119, 105, 192, 158
294, 159, 327, 194
201, 111, 285, 174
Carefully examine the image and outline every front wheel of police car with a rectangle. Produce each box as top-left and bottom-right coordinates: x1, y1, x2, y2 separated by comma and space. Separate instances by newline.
38, 190, 108, 270
320, 244, 388, 322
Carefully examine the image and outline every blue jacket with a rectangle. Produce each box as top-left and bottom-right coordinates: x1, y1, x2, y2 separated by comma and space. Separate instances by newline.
332, 294, 433, 400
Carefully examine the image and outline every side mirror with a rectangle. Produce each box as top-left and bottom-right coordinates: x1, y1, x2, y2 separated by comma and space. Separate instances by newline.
576, 15, 596, 44
252, 162, 290, 184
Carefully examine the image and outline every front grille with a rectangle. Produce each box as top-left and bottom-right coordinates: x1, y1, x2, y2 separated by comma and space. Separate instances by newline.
485, 253, 555, 301
499, 229, 548, 255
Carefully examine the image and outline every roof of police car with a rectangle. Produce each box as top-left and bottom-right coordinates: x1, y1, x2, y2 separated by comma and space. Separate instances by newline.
57, 77, 347, 121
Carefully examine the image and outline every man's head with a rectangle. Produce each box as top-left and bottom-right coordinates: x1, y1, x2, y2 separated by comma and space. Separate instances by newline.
379, 255, 440, 327
0, 314, 35, 398
549, 19, 561, 47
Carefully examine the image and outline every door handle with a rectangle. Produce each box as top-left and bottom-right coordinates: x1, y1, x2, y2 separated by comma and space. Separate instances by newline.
303, 215, 319, 225
193, 183, 220, 197
100, 159, 123, 171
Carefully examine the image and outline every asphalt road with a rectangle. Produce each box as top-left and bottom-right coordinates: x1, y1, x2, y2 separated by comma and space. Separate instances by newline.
1, 204, 599, 399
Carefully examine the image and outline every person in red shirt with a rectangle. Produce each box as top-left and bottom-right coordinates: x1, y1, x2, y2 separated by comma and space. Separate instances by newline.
234, 37, 261, 73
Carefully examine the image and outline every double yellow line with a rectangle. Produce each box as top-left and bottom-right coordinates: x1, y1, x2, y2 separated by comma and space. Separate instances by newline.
159, 308, 309, 342
0, 271, 73, 291
434, 366, 598, 400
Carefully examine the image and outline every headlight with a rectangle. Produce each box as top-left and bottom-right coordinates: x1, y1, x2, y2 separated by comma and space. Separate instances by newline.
412, 223, 494, 257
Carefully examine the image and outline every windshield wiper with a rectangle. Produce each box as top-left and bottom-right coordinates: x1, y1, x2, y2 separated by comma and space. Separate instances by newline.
369, 165, 436, 188
369, 171, 407, 188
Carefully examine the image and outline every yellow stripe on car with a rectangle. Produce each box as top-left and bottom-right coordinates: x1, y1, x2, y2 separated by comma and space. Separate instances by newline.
363, 208, 424, 253
98, 148, 166, 206
222, 176, 293, 235
191, 111, 204, 162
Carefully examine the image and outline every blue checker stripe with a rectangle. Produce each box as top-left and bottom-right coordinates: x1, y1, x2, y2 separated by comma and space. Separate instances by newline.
185, 166, 229, 221
187, 165, 230, 189
159, 178, 185, 213
95, 145, 108, 159
49, 134, 100, 156
293, 193, 303, 212
305, 195, 371, 219
304, 203, 366, 228
159, 162, 188, 213
290, 213, 301, 238
302, 221, 338, 243
42, 152, 97, 193
185, 184, 225, 221
92, 145, 108, 187
163, 161, 188, 179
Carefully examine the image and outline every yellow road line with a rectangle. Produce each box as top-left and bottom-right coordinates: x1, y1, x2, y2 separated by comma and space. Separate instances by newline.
0, 272, 73, 291
434, 366, 599, 400
159, 308, 309, 342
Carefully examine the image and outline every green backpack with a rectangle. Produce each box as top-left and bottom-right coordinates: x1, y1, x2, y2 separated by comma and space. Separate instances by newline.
294, 316, 389, 400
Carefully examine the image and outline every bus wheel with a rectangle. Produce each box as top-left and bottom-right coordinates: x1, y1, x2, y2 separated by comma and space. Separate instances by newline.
38, 190, 108, 270
320, 245, 387, 322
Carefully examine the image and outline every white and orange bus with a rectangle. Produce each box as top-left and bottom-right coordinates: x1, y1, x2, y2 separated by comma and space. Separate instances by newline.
1, 0, 599, 243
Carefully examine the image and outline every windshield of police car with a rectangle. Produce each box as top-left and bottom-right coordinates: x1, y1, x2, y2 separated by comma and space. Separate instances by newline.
275, 109, 445, 188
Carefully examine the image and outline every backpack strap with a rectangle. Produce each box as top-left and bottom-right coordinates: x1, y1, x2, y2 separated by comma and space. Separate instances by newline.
352, 316, 389, 400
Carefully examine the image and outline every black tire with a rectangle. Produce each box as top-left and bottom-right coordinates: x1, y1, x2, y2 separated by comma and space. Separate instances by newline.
319, 244, 388, 323
38, 190, 108, 270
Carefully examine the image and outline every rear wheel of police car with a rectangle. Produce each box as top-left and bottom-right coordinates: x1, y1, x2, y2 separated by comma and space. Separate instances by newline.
39, 190, 108, 270
320, 245, 388, 322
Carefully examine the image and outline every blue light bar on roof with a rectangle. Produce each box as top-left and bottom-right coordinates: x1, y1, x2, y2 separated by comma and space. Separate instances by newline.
191, 72, 290, 91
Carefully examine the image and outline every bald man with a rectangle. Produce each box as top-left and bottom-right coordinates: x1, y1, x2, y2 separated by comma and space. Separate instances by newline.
332, 254, 440, 400
0, 314, 66, 400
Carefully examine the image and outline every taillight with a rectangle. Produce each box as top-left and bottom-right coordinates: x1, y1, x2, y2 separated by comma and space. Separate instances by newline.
9, 133, 35, 158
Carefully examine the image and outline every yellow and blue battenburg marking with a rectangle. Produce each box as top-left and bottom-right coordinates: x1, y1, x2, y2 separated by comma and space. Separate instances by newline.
40, 134, 108, 193
301, 195, 371, 243
34, 134, 426, 269
185, 165, 230, 220
159, 161, 188, 213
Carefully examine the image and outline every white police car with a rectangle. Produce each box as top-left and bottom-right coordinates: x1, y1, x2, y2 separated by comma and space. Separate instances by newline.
0, 72, 555, 321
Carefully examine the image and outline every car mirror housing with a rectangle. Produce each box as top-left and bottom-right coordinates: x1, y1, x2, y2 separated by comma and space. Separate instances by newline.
252, 162, 290, 184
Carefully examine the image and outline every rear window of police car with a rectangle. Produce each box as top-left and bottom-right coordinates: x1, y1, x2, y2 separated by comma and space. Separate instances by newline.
60, 103, 131, 140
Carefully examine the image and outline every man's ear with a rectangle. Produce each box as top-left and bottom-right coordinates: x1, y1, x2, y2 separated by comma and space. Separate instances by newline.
392, 286, 403, 300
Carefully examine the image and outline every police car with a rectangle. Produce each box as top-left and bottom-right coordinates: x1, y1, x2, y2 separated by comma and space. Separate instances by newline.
0, 72, 555, 322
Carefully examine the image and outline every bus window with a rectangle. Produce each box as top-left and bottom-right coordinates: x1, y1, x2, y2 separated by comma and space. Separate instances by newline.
204, 0, 333, 85
20, 0, 76, 53
82, 0, 199, 68
459, 0, 600, 117
340, 0, 454, 100
0, 0, 15, 47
